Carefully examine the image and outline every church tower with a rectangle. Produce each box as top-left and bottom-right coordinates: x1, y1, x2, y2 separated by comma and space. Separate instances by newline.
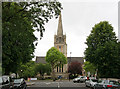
54, 14, 68, 73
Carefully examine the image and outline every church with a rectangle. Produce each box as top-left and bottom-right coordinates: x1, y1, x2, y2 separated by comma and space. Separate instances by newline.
36, 14, 84, 78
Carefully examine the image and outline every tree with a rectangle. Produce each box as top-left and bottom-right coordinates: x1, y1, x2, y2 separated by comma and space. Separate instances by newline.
45, 47, 67, 80
68, 62, 82, 77
83, 61, 96, 76
2, 1, 62, 74
36, 63, 51, 79
18, 61, 37, 79
84, 21, 119, 78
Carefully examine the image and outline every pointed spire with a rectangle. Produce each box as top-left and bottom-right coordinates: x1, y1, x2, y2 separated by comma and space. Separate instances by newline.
57, 13, 63, 36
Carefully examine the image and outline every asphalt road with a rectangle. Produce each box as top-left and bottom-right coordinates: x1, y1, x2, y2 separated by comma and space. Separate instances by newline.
27, 80, 91, 89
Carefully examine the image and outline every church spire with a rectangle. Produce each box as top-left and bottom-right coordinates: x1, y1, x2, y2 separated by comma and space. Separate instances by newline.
57, 13, 63, 36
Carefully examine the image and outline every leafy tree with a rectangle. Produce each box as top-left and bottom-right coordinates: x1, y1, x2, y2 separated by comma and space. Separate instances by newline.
2, 1, 62, 75
110, 42, 120, 78
18, 61, 37, 79
83, 61, 96, 76
36, 63, 51, 79
68, 62, 82, 77
84, 21, 119, 78
46, 47, 67, 80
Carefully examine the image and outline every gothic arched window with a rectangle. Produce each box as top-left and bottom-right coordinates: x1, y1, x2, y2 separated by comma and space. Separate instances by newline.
59, 37, 61, 43
59, 46, 61, 51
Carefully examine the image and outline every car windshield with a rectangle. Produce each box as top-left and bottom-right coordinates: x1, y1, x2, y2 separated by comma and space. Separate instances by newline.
77, 76, 81, 78
14, 79, 22, 83
81, 76, 84, 78
103, 80, 109, 84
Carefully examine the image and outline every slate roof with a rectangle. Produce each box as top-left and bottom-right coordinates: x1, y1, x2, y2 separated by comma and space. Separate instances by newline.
36, 56, 84, 65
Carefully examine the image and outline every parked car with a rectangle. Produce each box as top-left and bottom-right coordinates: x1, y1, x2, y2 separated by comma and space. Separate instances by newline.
79, 76, 87, 83
0, 75, 11, 89
73, 76, 87, 83
13, 78, 27, 89
73, 76, 82, 83
94, 79, 120, 89
85, 79, 98, 88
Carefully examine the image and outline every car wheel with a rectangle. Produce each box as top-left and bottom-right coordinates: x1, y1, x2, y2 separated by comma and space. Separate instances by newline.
90, 85, 93, 89
78, 80, 80, 83
90, 85, 92, 88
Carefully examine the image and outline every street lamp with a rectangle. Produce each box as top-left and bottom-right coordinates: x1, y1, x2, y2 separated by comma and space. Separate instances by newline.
70, 52, 72, 63
21, 70, 23, 78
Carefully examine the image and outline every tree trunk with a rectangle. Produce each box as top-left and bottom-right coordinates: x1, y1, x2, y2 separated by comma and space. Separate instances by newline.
15, 72, 17, 78
52, 67, 55, 81
4, 68, 9, 75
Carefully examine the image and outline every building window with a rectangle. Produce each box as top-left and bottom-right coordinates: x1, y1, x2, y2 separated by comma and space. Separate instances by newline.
57, 67, 58, 72
59, 37, 61, 43
62, 65, 63, 72
59, 46, 61, 51
59, 67, 61, 72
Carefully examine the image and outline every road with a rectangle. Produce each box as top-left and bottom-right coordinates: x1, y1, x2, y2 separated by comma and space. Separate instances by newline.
27, 80, 91, 89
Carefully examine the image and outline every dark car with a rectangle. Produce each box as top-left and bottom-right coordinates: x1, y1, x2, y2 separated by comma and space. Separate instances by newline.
0, 76, 11, 89
13, 78, 27, 89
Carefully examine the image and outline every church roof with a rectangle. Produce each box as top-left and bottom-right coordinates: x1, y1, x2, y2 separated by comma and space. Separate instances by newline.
36, 56, 46, 64
67, 57, 84, 64
57, 13, 63, 36
36, 56, 84, 65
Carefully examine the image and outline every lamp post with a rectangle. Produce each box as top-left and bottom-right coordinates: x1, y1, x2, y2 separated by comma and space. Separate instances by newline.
21, 70, 23, 78
70, 52, 72, 63
68, 52, 72, 81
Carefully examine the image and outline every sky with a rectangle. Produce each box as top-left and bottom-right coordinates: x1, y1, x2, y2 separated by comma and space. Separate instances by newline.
33, 0, 119, 61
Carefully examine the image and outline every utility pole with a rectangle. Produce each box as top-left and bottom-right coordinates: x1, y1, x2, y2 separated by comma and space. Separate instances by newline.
70, 52, 72, 63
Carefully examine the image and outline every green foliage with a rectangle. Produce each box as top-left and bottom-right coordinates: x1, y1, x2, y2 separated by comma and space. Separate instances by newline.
2, 1, 62, 74
46, 47, 67, 69
36, 63, 51, 79
84, 21, 119, 78
83, 61, 96, 76
18, 61, 37, 79
45, 47, 67, 80
2, 2, 36, 74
